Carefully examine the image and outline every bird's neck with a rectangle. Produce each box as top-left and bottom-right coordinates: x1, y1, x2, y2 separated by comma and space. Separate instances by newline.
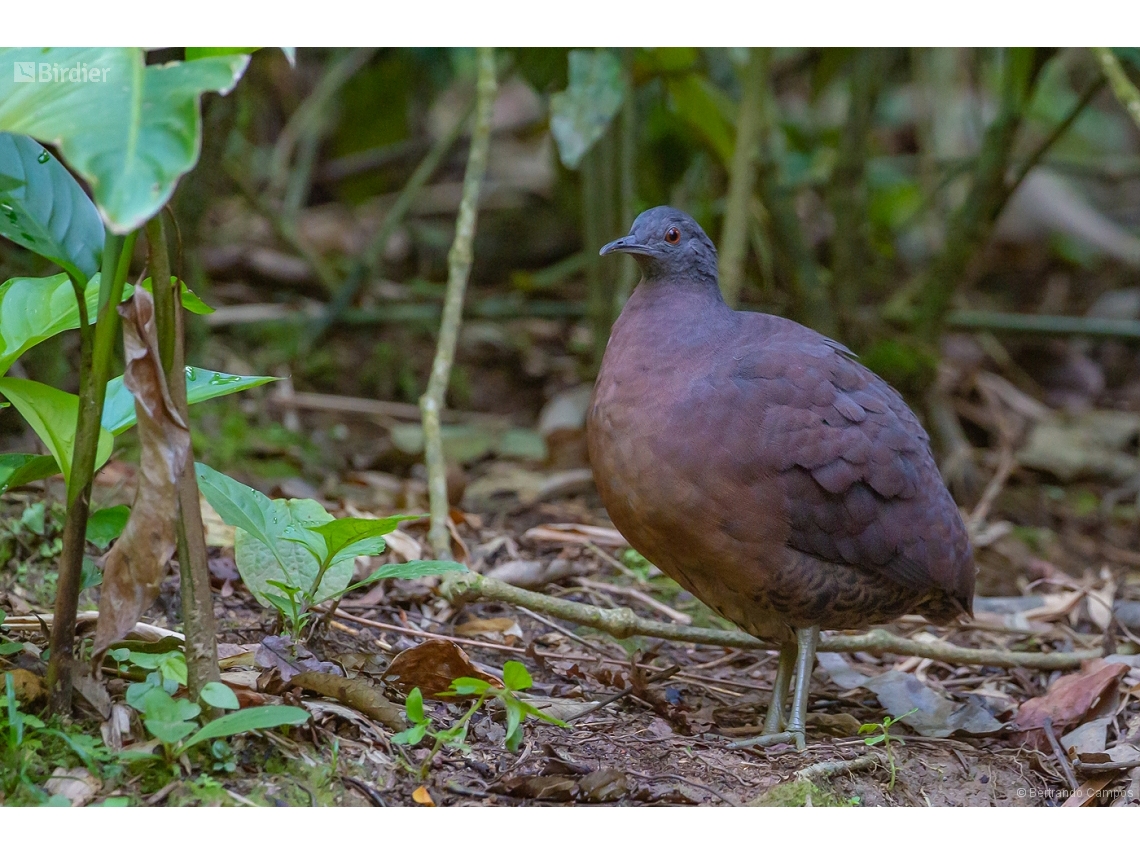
608, 274, 734, 356
625, 272, 729, 319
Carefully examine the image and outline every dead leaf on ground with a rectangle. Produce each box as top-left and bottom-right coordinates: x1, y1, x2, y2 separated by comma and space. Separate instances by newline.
453, 616, 523, 643
100, 703, 132, 753
92, 289, 189, 664
863, 670, 1004, 737
1014, 659, 1130, 748
523, 523, 628, 548
43, 767, 101, 806
3, 668, 44, 704
254, 634, 342, 683
412, 785, 435, 806
289, 671, 404, 731
380, 638, 502, 698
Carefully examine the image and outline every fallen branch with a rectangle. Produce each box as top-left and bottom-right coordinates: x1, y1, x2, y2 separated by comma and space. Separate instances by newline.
440, 572, 1103, 670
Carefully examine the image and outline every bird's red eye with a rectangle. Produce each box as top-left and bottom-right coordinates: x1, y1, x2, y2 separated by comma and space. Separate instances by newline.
664, 227, 681, 244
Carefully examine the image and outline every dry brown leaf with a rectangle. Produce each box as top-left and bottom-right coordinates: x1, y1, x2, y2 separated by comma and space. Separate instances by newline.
454, 616, 523, 641
3, 668, 44, 704
43, 767, 101, 806
1014, 659, 1130, 748
289, 670, 404, 731
380, 638, 502, 698
92, 288, 189, 664
412, 785, 435, 806
523, 523, 627, 548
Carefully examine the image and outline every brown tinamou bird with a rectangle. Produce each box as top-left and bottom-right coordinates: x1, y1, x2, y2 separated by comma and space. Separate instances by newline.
587, 207, 975, 749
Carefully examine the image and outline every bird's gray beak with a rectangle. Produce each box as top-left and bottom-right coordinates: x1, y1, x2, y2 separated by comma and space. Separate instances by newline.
599, 234, 651, 257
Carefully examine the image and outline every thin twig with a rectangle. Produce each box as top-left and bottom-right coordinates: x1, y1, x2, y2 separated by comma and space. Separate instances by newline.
1043, 716, 1080, 792
718, 47, 766, 307
1003, 75, 1105, 204
441, 572, 1104, 670
1093, 48, 1140, 131
325, 607, 520, 654
573, 577, 693, 625
420, 47, 497, 560
308, 96, 476, 343
564, 664, 683, 722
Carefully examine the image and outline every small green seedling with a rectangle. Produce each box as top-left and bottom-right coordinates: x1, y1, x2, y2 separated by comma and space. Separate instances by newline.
859, 708, 916, 791
195, 464, 465, 639
125, 676, 309, 767
392, 661, 567, 778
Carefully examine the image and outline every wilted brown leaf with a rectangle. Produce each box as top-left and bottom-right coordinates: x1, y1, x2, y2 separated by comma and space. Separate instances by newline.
1014, 659, 1130, 748
454, 616, 523, 641
380, 638, 502, 698
254, 634, 341, 683
92, 289, 189, 664
43, 767, 101, 806
289, 671, 404, 731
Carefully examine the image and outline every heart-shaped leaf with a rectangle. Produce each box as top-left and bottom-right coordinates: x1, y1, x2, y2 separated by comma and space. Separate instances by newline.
0, 48, 249, 233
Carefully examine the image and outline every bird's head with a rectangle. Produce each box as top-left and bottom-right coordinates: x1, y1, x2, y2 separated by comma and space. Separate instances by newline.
600, 206, 719, 285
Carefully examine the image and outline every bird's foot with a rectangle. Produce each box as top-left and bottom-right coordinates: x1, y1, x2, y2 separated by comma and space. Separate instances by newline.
727, 729, 806, 751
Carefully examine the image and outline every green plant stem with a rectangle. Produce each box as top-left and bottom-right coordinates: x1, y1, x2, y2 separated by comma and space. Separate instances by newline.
1002, 75, 1105, 205
420, 47, 497, 561
830, 48, 885, 338
915, 48, 1037, 337
269, 47, 380, 199
719, 47, 767, 308
146, 215, 220, 701
947, 308, 1140, 339
614, 47, 637, 314
440, 572, 1102, 670
582, 141, 608, 369
47, 230, 136, 713
751, 48, 835, 335
1093, 47, 1140, 131
307, 96, 477, 346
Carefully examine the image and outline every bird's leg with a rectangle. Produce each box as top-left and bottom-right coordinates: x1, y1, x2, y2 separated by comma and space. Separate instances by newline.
762, 640, 796, 734
729, 626, 819, 751
784, 625, 820, 750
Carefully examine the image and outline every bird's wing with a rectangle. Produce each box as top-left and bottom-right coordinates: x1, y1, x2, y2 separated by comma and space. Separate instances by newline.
726, 320, 970, 600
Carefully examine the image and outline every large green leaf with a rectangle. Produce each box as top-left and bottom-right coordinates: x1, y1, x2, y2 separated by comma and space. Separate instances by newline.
102, 367, 276, 435
0, 48, 249, 233
549, 49, 626, 169
0, 272, 100, 375
666, 73, 736, 165
0, 377, 112, 489
178, 705, 309, 753
0, 132, 104, 279
235, 499, 355, 607
0, 452, 59, 493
